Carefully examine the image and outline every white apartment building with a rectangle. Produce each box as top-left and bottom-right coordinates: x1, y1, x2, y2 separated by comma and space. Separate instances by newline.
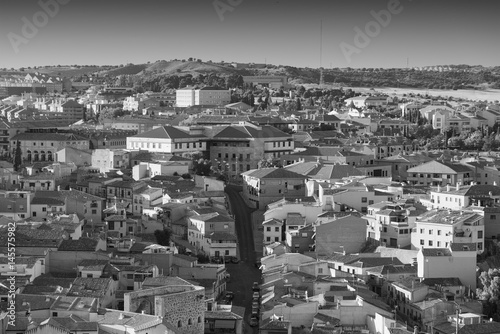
262, 218, 283, 244
411, 209, 484, 253
417, 243, 477, 291
428, 184, 500, 210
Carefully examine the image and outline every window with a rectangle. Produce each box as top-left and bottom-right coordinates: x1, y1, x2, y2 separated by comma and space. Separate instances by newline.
275, 237, 279, 241
437, 241, 441, 247
361, 197, 367, 203
420, 239, 424, 245
491, 215, 497, 220
478, 230, 483, 239
429, 229, 433, 235
126, 274, 134, 279
437, 230, 441, 235
318, 268, 323, 274
478, 243, 483, 250
266, 237, 271, 242
266, 227, 271, 232
420, 229, 424, 234
428, 240, 433, 246
52, 312, 58, 317
275, 227, 280, 232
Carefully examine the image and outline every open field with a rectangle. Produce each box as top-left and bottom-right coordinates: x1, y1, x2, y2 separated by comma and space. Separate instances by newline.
355, 87, 500, 103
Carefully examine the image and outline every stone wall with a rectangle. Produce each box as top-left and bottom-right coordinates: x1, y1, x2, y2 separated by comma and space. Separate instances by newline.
125, 285, 205, 334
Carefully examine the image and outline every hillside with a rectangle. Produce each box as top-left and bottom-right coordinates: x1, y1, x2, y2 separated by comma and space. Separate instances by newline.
99, 64, 148, 76
140, 60, 245, 76
2, 60, 499, 92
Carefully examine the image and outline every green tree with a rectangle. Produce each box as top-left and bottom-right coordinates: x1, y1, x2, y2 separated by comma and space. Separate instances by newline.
154, 229, 172, 246
14, 141, 22, 171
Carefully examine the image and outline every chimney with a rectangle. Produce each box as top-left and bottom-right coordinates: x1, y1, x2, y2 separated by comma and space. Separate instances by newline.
437, 184, 441, 192
456, 183, 460, 191
118, 313, 124, 320
414, 326, 419, 334
446, 184, 450, 192
494, 181, 498, 186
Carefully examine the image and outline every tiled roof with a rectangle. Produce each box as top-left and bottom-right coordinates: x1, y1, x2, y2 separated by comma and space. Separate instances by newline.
312, 164, 364, 179
131, 126, 205, 139
68, 277, 112, 297
392, 277, 426, 291
260, 317, 290, 330
37, 316, 98, 332
242, 168, 307, 180
450, 242, 477, 252
209, 232, 237, 241
407, 160, 472, 174
58, 238, 99, 251
142, 276, 192, 287
11, 132, 88, 142
32, 275, 75, 288
78, 259, 109, 270
421, 248, 452, 257
422, 277, 462, 287
173, 254, 198, 262
459, 322, 500, 334
97, 309, 164, 330
214, 125, 291, 139
31, 196, 65, 206
313, 313, 340, 325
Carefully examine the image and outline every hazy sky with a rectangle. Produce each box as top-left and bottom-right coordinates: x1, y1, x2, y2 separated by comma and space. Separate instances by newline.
0, 0, 498, 69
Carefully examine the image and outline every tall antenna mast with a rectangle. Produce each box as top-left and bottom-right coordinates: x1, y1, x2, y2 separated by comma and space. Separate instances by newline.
320, 20, 322, 68
319, 20, 324, 86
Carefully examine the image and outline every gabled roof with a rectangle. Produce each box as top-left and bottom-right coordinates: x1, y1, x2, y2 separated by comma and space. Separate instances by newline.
407, 160, 472, 174
131, 126, 206, 140
459, 322, 500, 334
213, 125, 291, 139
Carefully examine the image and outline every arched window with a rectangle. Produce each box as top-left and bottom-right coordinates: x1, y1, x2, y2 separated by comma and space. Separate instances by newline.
27, 150, 32, 162
33, 151, 39, 162
177, 320, 182, 328
198, 316, 202, 323
40, 151, 46, 161
47, 151, 53, 161
188, 319, 192, 325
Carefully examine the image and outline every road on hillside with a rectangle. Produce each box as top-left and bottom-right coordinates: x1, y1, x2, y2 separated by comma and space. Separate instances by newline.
224, 184, 261, 333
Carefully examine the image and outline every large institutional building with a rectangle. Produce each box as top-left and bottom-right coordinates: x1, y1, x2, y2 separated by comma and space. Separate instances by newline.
176, 86, 231, 107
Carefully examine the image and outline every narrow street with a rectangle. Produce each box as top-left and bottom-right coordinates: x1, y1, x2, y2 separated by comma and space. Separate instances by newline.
224, 184, 261, 333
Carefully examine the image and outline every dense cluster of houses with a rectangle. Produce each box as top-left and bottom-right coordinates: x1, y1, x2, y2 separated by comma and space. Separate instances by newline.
1, 79, 500, 333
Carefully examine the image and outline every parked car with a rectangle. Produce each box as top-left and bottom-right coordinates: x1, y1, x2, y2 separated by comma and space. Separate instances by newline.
255, 260, 261, 268
252, 292, 260, 300
252, 301, 259, 310
252, 282, 260, 291
251, 306, 259, 316
231, 257, 240, 264
250, 316, 259, 327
